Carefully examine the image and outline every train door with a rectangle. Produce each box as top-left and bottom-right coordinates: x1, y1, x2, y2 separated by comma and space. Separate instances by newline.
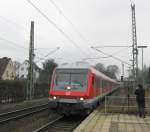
100, 79, 103, 96
91, 75, 97, 97
99, 78, 102, 96
94, 76, 97, 97
107, 81, 110, 92
96, 77, 100, 96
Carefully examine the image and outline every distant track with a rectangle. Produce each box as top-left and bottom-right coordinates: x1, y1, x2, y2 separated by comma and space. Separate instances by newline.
0, 103, 48, 124
33, 115, 85, 132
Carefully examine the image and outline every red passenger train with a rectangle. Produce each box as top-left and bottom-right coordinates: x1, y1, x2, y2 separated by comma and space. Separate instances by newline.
48, 62, 119, 115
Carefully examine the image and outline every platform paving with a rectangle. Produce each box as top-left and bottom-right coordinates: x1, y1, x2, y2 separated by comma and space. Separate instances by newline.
73, 109, 150, 132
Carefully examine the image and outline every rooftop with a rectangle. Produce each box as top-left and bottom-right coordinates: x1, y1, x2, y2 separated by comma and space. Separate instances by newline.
0, 57, 11, 79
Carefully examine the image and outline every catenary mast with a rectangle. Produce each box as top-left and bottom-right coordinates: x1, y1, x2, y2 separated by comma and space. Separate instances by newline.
131, 4, 138, 87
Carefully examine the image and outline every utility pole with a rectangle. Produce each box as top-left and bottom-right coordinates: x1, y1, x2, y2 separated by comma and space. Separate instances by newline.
27, 21, 34, 100
121, 63, 124, 82
131, 4, 138, 88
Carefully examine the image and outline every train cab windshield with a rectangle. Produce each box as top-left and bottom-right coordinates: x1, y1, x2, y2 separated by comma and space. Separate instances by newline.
53, 69, 88, 92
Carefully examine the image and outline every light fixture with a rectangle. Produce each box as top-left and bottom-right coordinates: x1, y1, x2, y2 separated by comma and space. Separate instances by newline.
79, 97, 84, 101
53, 96, 57, 100
67, 86, 71, 90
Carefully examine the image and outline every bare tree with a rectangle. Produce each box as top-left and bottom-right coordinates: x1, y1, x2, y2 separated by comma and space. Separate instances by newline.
94, 63, 105, 73
38, 59, 57, 83
106, 65, 119, 79
94, 63, 119, 79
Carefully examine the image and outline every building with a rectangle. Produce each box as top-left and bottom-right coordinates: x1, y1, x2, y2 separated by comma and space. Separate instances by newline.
13, 61, 21, 79
0, 57, 16, 80
18, 60, 40, 81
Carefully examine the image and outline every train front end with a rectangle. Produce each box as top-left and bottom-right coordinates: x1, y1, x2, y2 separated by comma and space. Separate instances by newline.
48, 67, 90, 115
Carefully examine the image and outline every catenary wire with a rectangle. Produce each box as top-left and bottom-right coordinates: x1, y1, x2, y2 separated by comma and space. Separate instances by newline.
35, 47, 60, 63
0, 35, 28, 50
48, 0, 134, 63
91, 47, 132, 66
48, 0, 95, 55
83, 46, 131, 61
109, 46, 131, 56
0, 15, 73, 63
25, 0, 89, 57
94, 45, 132, 48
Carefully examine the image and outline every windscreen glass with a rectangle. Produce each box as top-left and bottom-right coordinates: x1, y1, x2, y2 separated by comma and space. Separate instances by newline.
53, 69, 88, 91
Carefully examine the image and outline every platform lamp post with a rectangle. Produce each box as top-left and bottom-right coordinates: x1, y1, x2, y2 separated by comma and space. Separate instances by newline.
137, 46, 148, 88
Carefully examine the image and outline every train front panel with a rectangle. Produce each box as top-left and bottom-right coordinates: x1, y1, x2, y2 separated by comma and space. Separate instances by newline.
48, 68, 93, 114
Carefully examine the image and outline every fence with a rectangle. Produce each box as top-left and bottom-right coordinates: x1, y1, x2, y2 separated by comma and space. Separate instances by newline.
104, 96, 150, 114
0, 80, 49, 104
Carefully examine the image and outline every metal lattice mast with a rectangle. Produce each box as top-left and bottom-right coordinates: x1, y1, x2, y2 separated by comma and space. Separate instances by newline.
27, 21, 34, 100
131, 4, 138, 86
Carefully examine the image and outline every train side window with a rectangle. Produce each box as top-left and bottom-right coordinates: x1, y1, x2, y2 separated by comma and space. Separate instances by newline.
98, 78, 100, 89
100, 80, 103, 88
96, 77, 99, 88
99, 79, 101, 89
107, 82, 109, 87
95, 77, 97, 88
103, 80, 105, 88
94, 77, 97, 88
97, 78, 99, 88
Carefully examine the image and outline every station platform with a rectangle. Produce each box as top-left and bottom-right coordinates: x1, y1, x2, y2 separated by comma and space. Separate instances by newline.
73, 108, 150, 132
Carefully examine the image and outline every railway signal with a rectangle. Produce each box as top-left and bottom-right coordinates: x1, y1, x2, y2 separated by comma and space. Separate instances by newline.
121, 75, 124, 81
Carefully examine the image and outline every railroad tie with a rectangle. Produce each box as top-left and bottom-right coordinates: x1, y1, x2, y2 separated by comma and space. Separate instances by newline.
109, 121, 118, 132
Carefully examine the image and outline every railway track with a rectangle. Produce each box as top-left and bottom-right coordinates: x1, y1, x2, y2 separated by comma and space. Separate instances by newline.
0, 103, 48, 124
34, 115, 85, 132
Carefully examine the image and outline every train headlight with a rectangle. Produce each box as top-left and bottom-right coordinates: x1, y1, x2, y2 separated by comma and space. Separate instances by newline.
53, 96, 57, 100
67, 86, 71, 90
79, 97, 84, 101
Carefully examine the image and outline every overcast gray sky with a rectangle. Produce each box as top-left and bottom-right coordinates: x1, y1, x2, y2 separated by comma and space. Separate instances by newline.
0, 0, 150, 77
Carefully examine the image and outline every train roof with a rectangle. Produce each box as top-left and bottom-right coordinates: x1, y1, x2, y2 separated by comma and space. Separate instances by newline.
90, 67, 117, 83
56, 62, 117, 83
57, 62, 91, 69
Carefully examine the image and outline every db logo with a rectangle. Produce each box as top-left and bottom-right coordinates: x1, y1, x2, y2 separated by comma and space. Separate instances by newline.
66, 91, 71, 95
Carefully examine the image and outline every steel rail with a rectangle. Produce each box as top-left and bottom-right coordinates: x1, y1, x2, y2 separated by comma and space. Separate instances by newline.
33, 115, 83, 132
0, 103, 48, 124
33, 115, 64, 132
